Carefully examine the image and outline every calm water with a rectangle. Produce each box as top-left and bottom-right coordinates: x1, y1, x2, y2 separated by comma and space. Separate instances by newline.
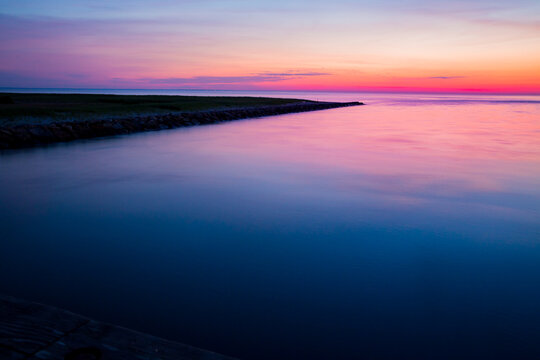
1, 91, 539, 359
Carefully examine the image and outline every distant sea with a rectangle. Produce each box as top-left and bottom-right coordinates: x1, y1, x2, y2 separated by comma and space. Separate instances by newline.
2, 87, 540, 103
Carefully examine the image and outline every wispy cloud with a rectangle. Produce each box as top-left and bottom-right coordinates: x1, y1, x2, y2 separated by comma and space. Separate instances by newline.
139, 76, 284, 84
473, 18, 540, 31
129, 72, 330, 85
428, 76, 466, 80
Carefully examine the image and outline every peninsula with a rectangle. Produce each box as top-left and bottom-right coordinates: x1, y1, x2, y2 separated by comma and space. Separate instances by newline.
0, 93, 362, 149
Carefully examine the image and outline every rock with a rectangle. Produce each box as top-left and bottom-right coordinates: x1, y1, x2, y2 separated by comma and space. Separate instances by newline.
0, 96, 14, 104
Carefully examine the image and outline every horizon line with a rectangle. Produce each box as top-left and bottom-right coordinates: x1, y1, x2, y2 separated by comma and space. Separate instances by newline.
1, 87, 539, 96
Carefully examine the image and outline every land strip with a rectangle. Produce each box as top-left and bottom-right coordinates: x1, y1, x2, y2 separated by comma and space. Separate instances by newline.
0, 93, 362, 149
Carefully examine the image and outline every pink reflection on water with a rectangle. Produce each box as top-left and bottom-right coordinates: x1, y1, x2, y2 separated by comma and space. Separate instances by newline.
158, 100, 539, 195
146, 97, 540, 227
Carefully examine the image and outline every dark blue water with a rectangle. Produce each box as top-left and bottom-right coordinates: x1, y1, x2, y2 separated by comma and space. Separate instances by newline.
1, 92, 539, 359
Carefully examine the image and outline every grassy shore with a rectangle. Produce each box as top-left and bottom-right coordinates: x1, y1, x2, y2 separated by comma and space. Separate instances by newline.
0, 93, 309, 126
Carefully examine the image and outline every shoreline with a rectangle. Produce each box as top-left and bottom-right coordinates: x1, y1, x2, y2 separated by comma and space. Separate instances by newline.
0, 100, 362, 149
0, 294, 238, 359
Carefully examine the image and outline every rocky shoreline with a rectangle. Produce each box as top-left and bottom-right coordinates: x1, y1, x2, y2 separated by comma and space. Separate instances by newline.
0, 294, 238, 359
0, 101, 362, 149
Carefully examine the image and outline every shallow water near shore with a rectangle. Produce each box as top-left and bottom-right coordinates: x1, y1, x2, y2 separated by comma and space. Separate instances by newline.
1, 91, 540, 359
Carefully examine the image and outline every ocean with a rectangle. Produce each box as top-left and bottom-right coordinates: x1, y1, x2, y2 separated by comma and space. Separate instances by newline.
1, 90, 539, 359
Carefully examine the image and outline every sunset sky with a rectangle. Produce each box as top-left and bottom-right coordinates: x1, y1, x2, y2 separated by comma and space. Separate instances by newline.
1, 0, 539, 93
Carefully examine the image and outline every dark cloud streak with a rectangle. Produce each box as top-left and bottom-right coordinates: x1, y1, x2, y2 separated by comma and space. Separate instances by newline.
132, 72, 331, 85
258, 71, 331, 76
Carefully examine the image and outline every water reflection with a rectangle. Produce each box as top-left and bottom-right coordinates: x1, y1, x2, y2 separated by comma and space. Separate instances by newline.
1, 93, 539, 359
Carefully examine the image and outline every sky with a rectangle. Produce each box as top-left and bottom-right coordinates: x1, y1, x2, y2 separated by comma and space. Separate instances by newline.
1, 0, 539, 93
